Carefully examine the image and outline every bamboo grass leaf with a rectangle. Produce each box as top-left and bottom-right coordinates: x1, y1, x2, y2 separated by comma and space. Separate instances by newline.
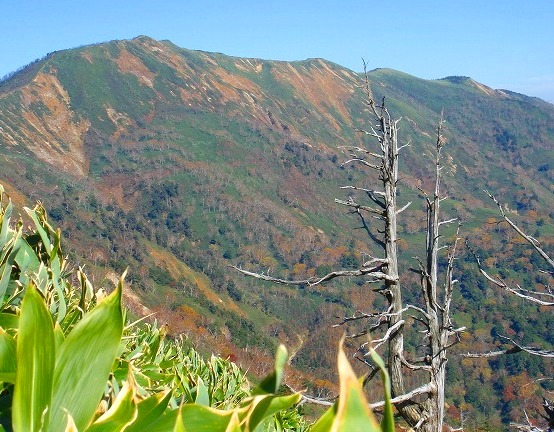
312, 338, 382, 432
0, 234, 21, 300
333, 339, 381, 431
242, 393, 301, 432
180, 404, 236, 432
368, 347, 394, 432
12, 283, 55, 432
24, 207, 52, 254
0, 200, 12, 250
252, 344, 287, 395
0, 313, 18, 330
86, 379, 138, 432
0, 328, 16, 383
47, 278, 124, 431
194, 377, 210, 406
124, 390, 173, 432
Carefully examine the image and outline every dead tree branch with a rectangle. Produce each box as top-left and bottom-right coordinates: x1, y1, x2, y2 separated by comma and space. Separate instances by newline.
510, 399, 554, 432
231, 260, 395, 287
368, 383, 435, 409
467, 241, 554, 307
464, 336, 554, 358
485, 191, 554, 269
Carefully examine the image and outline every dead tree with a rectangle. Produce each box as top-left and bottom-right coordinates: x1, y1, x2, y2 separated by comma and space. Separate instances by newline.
234, 72, 465, 431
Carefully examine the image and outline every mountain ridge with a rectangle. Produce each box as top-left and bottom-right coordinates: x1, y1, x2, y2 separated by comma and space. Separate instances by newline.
2, 35, 552, 184
4, 36, 549, 104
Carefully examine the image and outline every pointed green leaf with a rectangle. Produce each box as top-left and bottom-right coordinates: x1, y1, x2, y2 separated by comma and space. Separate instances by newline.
78, 269, 94, 315
147, 405, 236, 432
47, 280, 124, 432
242, 393, 301, 432
0, 312, 19, 330
63, 413, 78, 432
309, 403, 336, 432
368, 347, 394, 432
194, 377, 210, 406
50, 227, 62, 264
143, 408, 179, 432
49, 256, 67, 321
180, 404, 236, 432
87, 379, 138, 432
25, 207, 52, 254
35, 262, 49, 294
174, 408, 186, 432
12, 284, 55, 432
331, 339, 381, 432
125, 390, 173, 432
0, 235, 21, 300
53, 322, 65, 353
225, 411, 242, 432
0, 328, 16, 383
252, 344, 287, 395
0, 200, 12, 247
15, 238, 41, 280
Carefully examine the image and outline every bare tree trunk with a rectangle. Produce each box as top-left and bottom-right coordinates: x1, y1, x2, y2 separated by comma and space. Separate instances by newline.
414, 118, 459, 432
379, 106, 423, 426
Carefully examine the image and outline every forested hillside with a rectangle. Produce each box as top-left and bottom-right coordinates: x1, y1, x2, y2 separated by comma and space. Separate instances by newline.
0, 35, 552, 429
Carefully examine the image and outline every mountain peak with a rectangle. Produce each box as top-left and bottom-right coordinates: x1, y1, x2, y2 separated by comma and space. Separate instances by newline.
132, 35, 158, 42
439, 75, 509, 97
439, 75, 472, 84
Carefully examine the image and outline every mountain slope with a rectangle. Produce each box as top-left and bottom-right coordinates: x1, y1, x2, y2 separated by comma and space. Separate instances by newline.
0, 36, 553, 428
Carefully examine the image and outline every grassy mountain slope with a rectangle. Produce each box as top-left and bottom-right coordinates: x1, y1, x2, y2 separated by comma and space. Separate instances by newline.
0, 36, 553, 429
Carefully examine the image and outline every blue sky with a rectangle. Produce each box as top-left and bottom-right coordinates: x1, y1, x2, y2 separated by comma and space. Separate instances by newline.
1, 1, 553, 102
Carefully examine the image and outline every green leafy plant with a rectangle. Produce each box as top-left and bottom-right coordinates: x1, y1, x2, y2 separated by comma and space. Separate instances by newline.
0, 274, 302, 431
9, 280, 123, 431
116, 322, 249, 410
311, 339, 394, 432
